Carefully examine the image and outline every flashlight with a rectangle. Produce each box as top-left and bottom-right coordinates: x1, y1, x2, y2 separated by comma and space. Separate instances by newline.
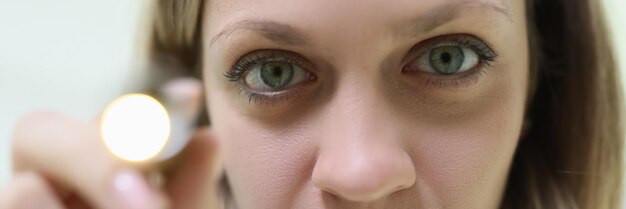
100, 78, 201, 164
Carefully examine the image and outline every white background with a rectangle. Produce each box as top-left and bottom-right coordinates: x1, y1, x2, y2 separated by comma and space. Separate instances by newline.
1, 0, 625, 205
0, 0, 145, 182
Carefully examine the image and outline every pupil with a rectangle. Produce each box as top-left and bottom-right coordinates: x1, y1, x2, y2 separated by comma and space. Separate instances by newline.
272, 67, 282, 77
259, 62, 294, 89
440, 52, 451, 63
429, 46, 464, 75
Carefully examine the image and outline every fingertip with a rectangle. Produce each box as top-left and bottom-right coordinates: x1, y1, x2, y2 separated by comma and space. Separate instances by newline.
0, 172, 65, 209
189, 126, 219, 152
161, 78, 204, 120
112, 169, 169, 209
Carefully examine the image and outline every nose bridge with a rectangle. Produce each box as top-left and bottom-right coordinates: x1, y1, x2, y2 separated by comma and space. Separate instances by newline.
317, 74, 391, 150
333, 78, 378, 136
323, 68, 387, 136
312, 71, 416, 202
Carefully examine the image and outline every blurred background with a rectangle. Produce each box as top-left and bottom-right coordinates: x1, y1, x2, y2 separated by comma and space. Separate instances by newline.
0, 0, 145, 182
0, 0, 625, 205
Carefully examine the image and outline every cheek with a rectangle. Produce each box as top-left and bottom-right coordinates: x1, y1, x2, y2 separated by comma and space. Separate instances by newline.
404, 66, 527, 207
408, 112, 520, 208
207, 86, 317, 208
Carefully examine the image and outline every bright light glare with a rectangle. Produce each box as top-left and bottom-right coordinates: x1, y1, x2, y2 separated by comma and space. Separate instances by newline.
100, 94, 170, 162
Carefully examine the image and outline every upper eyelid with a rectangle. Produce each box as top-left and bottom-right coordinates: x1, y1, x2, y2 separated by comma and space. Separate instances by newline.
225, 49, 316, 82
238, 50, 308, 66
403, 34, 497, 64
414, 35, 494, 54
234, 50, 315, 71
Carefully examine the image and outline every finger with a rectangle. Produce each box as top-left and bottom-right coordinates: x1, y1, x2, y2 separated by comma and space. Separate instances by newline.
63, 193, 91, 209
164, 127, 223, 209
11, 111, 167, 209
157, 77, 205, 161
160, 77, 204, 120
0, 172, 65, 209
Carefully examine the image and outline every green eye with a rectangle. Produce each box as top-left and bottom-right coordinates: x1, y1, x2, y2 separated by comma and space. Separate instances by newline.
410, 44, 480, 75
260, 61, 294, 89
245, 61, 310, 91
429, 46, 465, 74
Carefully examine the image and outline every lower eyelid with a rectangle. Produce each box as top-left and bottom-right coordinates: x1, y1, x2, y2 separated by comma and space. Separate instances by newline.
238, 83, 310, 106
403, 64, 492, 89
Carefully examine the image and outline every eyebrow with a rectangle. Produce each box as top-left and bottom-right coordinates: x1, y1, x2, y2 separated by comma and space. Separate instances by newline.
209, 20, 307, 47
408, 0, 512, 34
208, 0, 512, 47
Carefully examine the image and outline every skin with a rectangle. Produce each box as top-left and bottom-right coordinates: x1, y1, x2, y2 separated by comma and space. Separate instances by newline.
4, 80, 220, 209
204, 0, 528, 208
2, 0, 528, 209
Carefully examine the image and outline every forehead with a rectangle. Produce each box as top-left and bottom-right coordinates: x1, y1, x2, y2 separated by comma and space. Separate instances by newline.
204, 0, 511, 25
203, 0, 516, 44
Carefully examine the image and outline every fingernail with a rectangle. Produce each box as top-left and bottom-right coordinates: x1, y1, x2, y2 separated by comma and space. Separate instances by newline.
160, 78, 203, 119
114, 169, 168, 209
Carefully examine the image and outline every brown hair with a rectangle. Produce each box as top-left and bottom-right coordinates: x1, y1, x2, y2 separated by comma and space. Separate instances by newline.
502, 0, 623, 208
145, 0, 623, 208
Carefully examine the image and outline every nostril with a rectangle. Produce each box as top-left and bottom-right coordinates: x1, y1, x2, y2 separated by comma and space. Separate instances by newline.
312, 139, 417, 202
313, 177, 340, 197
390, 183, 413, 196
314, 171, 411, 202
312, 155, 417, 201
320, 187, 339, 199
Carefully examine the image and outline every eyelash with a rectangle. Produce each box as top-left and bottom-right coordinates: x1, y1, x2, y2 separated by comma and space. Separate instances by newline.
402, 35, 497, 88
224, 35, 498, 105
224, 50, 313, 105
224, 51, 306, 81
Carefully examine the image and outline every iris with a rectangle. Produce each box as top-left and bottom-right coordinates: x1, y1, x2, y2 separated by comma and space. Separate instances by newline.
260, 61, 295, 89
429, 46, 465, 74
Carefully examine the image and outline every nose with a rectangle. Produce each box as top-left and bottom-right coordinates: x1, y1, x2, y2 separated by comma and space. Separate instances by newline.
311, 80, 416, 202
312, 142, 416, 201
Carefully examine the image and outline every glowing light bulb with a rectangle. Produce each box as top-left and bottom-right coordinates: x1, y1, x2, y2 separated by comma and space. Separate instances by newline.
100, 94, 171, 162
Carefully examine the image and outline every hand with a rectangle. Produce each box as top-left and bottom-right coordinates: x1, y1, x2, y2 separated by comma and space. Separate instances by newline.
1, 79, 222, 209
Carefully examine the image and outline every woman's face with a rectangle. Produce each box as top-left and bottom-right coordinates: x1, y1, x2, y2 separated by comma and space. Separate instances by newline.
203, 0, 528, 208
